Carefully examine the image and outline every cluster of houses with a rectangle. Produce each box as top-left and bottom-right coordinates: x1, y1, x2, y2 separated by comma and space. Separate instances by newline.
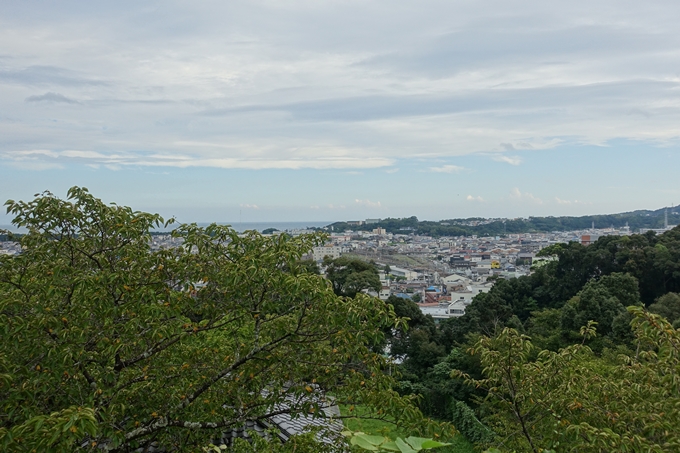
0, 241, 21, 256
310, 222, 638, 321
0, 221, 644, 323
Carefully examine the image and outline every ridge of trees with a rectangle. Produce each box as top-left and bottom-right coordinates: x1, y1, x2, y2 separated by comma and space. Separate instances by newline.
327, 206, 680, 237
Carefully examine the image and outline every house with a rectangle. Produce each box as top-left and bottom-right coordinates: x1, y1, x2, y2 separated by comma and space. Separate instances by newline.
390, 266, 419, 280
312, 245, 343, 261
442, 274, 472, 286
218, 390, 344, 447
581, 234, 600, 246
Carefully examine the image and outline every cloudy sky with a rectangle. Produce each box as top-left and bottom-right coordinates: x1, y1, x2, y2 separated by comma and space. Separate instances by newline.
1, 0, 680, 223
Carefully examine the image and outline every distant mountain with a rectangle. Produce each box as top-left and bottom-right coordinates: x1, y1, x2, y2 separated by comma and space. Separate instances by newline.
326, 206, 680, 237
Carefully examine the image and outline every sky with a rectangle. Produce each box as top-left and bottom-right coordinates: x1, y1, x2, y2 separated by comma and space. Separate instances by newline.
1, 0, 680, 224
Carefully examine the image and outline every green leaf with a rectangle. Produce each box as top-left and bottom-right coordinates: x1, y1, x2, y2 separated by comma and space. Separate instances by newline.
351, 435, 380, 451
380, 440, 401, 451
395, 437, 418, 453
356, 434, 387, 446
419, 440, 452, 449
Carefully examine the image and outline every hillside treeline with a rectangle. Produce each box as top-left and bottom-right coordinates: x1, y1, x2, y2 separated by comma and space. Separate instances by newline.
329, 206, 680, 237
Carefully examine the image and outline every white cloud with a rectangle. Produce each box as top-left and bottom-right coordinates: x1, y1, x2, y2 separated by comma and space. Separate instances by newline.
466, 195, 484, 202
429, 165, 465, 173
0, 148, 394, 170
492, 155, 522, 166
1, 0, 680, 222
355, 199, 382, 208
240, 204, 259, 209
385, 168, 399, 174
2, 1, 678, 173
555, 197, 592, 205
509, 187, 543, 204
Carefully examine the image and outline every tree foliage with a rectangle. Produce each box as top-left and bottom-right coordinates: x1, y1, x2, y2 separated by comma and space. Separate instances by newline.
327, 208, 680, 238
0, 188, 449, 452
648, 292, 680, 327
324, 256, 382, 298
457, 308, 680, 452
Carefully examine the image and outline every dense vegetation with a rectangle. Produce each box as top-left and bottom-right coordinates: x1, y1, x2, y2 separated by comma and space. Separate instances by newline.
0, 189, 451, 452
327, 206, 680, 237
3, 188, 680, 452
384, 225, 680, 451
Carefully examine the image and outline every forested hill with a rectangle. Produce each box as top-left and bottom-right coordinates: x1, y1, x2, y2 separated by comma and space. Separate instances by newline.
327, 205, 680, 236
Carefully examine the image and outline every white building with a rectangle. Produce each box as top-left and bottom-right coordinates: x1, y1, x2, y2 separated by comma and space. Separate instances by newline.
390, 266, 419, 280
418, 299, 470, 320
312, 245, 344, 261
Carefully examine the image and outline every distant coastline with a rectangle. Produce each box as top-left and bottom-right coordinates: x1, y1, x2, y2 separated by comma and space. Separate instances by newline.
191, 221, 334, 233
1, 221, 335, 234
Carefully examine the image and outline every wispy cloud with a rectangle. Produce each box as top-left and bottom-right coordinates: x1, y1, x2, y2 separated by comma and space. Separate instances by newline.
1, 0, 679, 218
492, 155, 522, 166
0, 149, 394, 170
0, 65, 108, 87
555, 197, 592, 205
466, 195, 484, 202
429, 165, 465, 173
509, 187, 542, 204
355, 199, 381, 208
25, 92, 79, 104
240, 204, 259, 209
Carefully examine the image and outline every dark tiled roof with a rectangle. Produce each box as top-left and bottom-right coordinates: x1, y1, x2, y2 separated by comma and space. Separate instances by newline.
219, 391, 343, 447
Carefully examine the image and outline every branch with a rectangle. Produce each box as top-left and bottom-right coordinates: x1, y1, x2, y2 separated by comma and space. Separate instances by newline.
123, 407, 295, 443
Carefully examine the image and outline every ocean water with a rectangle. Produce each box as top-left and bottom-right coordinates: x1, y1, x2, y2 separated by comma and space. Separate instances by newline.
1, 221, 336, 234
191, 221, 334, 233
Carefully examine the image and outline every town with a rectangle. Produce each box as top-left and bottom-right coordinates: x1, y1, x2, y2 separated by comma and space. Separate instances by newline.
5, 217, 670, 322
305, 218, 677, 321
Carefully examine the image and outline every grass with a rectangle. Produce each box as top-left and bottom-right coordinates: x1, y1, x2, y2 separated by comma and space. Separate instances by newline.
339, 405, 476, 453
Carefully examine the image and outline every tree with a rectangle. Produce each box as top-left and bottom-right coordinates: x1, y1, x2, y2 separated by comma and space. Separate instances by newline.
456, 308, 680, 452
648, 292, 680, 327
560, 273, 640, 346
323, 256, 381, 298
0, 188, 449, 452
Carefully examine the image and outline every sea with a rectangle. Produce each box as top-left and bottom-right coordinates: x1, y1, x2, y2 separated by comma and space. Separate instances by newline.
1, 221, 336, 234
189, 221, 335, 233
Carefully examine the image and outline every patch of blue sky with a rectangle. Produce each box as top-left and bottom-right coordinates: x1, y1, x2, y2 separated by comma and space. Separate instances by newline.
1, 139, 678, 224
